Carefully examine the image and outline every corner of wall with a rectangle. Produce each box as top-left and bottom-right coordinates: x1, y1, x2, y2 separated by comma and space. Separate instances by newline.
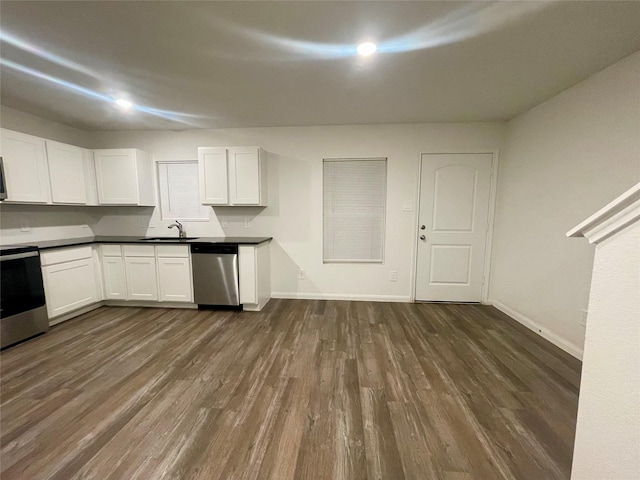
488, 298, 584, 359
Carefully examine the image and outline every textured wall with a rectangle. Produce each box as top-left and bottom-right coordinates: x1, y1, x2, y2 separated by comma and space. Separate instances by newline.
571, 221, 640, 478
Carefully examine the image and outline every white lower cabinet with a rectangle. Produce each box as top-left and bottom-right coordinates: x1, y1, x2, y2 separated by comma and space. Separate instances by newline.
157, 257, 193, 302
41, 246, 99, 319
100, 244, 192, 303
125, 257, 159, 301
239, 242, 271, 311
102, 256, 127, 299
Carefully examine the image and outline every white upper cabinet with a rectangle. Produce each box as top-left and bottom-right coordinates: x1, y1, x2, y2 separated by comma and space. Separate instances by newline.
198, 146, 266, 206
0, 129, 51, 203
83, 149, 99, 206
229, 147, 266, 205
94, 149, 155, 206
198, 147, 229, 205
45, 140, 87, 204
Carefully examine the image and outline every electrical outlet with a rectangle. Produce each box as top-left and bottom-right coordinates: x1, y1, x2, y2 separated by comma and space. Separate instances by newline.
298, 269, 305, 280
402, 203, 413, 212
389, 270, 397, 282
20, 220, 30, 232
244, 218, 251, 229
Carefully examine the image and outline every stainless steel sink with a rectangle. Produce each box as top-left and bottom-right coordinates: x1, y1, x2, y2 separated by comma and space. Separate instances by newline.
138, 237, 199, 241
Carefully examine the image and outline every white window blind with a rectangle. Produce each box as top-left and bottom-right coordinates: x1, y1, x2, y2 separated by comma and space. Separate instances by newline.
323, 158, 387, 263
158, 161, 210, 221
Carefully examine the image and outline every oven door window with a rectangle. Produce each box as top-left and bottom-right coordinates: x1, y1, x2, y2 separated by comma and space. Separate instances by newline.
0, 254, 46, 319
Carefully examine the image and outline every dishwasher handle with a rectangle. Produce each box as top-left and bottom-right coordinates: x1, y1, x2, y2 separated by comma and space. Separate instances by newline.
190, 244, 238, 255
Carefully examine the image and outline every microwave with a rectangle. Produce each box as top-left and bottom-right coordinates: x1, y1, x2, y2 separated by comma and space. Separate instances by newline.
0, 157, 6, 201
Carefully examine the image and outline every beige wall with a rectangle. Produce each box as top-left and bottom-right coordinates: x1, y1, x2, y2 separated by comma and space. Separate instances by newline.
89, 123, 505, 300
0, 105, 92, 147
489, 51, 640, 358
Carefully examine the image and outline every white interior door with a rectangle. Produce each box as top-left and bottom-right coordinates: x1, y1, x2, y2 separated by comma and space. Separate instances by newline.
415, 153, 493, 302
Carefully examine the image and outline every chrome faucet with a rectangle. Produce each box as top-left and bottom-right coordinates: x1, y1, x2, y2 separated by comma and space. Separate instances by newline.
168, 220, 186, 238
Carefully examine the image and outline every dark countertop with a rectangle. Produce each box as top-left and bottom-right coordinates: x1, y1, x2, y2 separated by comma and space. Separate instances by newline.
3, 236, 273, 250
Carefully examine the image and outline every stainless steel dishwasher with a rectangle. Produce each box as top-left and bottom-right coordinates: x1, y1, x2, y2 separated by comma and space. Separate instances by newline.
190, 244, 240, 307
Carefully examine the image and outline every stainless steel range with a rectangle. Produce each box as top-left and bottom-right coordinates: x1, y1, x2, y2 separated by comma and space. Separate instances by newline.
1, 245, 49, 348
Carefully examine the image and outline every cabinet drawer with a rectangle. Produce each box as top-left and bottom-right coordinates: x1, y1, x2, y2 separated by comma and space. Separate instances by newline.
100, 244, 122, 257
41, 246, 92, 266
156, 245, 189, 258
123, 244, 155, 257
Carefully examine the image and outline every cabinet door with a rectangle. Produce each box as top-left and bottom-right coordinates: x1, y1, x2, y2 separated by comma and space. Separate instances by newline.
94, 149, 139, 204
157, 257, 193, 302
42, 259, 98, 318
0, 129, 50, 203
102, 256, 127, 299
239, 245, 257, 304
83, 149, 99, 206
125, 257, 158, 301
229, 147, 261, 205
198, 147, 228, 205
46, 140, 87, 204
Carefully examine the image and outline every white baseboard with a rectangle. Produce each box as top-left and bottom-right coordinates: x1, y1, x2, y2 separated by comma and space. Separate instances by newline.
242, 297, 271, 312
49, 303, 103, 326
489, 299, 583, 360
271, 292, 412, 303
104, 300, 198, 309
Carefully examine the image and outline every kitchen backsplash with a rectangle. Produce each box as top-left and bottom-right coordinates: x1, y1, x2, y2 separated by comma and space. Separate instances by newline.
0, 203, 271, 245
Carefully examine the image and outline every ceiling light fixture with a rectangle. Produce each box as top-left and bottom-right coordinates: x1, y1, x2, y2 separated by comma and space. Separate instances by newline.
357, 42, 377, 56
114, 98, 133, 109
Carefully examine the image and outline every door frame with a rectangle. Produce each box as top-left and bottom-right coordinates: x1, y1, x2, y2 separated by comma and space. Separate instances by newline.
410, 150, 500, 304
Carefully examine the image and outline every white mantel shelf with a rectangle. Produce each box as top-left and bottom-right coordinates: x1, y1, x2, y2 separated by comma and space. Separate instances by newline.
567, 181, 640, 244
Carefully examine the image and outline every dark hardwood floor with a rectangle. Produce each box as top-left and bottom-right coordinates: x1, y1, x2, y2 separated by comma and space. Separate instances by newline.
0, 300, 581, 479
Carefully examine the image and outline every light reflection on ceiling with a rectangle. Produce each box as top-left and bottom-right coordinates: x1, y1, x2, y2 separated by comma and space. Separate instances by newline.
0, 31, 214, 127
1, 0, 636, 131
1, 30, 99, 79
210, 1, 550, 61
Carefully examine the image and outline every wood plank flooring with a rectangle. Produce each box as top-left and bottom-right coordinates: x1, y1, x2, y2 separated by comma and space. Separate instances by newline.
0, 300, 582, 479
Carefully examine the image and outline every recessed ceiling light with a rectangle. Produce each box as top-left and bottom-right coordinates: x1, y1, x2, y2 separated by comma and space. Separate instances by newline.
357, 42, 377, 56
115, 98, 133, 109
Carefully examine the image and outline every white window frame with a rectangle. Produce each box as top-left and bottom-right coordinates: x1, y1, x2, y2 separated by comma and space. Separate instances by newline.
322, 157, 387, 264
157, 160, 210, 222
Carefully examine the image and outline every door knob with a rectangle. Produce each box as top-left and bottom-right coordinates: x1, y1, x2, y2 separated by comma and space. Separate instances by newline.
420, 235, 426, 240
420, 225, 426, 230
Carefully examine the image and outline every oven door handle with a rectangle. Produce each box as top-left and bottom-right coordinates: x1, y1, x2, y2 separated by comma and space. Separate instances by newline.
0, 251, 40, 261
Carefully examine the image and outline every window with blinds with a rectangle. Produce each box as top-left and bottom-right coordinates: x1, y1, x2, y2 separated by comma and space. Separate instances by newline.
323, 158, 387, 263
158, 161, 210, 221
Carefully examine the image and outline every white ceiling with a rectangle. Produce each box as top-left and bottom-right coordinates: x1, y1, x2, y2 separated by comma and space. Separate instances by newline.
1, 1, 639, 131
